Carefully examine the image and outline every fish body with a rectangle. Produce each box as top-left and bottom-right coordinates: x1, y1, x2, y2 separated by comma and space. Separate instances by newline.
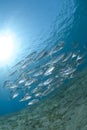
12, 93, 19, 99
19, 94, 31, 102
44, 66, 55, 76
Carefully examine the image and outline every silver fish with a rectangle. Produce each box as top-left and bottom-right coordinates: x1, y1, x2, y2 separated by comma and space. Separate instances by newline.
33, 70, 43, 77
32, 85, 44, 94
28, 99, 39, 105
32, 87, 39, 93
34, 92, 42, 97
3, 80, 11, 88
12, 60, 23, 68
9, 70, 18, 77
19, 94, 31, 102
12, 93, 19, 99
49, 41, 64, 56
21, 62, 29, 69
18, 77, 26, 84
36, 50, 48, 61
43, 78, 53, 86
25, 51, 37, 60
9, 84, 18, 89
49, 53, 65, 65
62, 52, 72, 63
44, 65, 55, 76
17, 72, 27, 84
25, 78, 37, 86
60, 66, 76, 77
72, 53, 77, 58
38, 82, 44, 87
42, 86, 54, 96
76, 55, 83, 61
73, 52, 86, 67
26, 69, 36, 75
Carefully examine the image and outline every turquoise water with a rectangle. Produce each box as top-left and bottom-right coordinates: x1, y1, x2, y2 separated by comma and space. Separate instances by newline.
0, 0, 87, 116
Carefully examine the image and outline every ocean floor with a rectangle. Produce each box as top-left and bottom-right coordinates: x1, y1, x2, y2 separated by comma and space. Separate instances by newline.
0, 68, 87, 130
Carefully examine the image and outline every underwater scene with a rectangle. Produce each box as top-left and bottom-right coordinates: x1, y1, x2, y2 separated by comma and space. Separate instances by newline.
0, 0, 87, 129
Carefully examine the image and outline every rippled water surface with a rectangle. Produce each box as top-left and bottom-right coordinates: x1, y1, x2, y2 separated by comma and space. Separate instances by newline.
0, 0, 87, 116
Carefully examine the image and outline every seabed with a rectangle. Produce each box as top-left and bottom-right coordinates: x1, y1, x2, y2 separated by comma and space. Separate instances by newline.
0, 67, 87, 130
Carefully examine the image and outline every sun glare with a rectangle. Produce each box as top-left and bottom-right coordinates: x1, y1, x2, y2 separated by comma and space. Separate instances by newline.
0, 34, 14, 63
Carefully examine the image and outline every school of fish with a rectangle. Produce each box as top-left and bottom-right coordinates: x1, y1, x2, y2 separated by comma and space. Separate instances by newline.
2, 41, 87, 106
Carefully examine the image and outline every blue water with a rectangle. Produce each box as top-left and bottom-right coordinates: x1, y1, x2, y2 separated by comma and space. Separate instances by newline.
0, 0, 87, 116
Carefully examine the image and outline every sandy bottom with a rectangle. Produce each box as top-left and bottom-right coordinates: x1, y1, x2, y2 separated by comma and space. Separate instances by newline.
0, 68, 87, 130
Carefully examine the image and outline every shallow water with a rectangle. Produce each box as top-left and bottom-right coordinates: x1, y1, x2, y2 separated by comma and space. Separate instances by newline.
0, 0, 87, 118
0, 66, 87, 130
